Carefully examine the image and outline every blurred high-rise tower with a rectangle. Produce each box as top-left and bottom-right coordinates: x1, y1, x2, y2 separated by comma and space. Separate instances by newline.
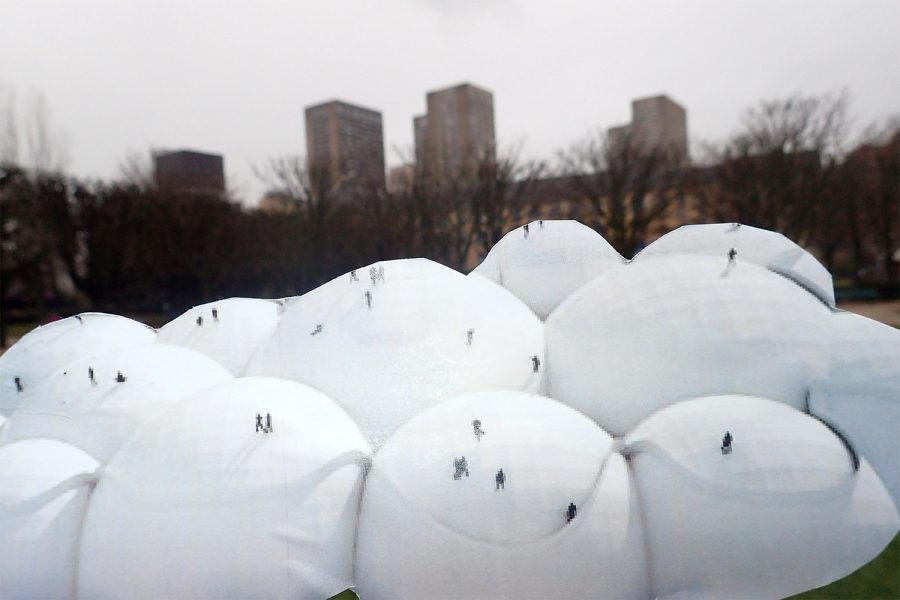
608, 95, 688, 164
305, 100, 386, 192
414, 83, 496, 183
153, 150, 225, 195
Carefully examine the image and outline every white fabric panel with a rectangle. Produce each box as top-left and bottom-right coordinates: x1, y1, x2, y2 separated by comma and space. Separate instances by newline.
247, 259, 545, 447
637, 223, 835, 306
545, 255, 832, 436
356, 392, 649, 600
0, 313, 156, 416
809, 311, 900, 508
0, 439, 99, 599
0, 344, 232, 462
77, 377, 370, 600
626, 396, 899, 599
470, 220, 625, 319
158, 298, 281, 375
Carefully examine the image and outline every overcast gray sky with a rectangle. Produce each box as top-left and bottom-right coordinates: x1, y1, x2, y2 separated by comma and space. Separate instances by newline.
2, 0, 898, 203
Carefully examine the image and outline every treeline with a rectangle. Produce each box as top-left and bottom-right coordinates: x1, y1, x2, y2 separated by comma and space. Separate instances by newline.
1, 92, 897, 338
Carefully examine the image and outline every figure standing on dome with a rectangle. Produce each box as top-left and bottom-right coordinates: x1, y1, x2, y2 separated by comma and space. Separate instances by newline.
472, 419, 484, 441
495, 469, 505, 490
721, 431, 733, 455
14, 376, 22, 392
531, 355, 541, 372
453, 456, 469, 480
728, 248, 737, 265
566, 502, 577, 523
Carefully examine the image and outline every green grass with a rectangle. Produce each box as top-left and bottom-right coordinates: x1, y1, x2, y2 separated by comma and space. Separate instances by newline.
328, 536, 899, 599
789, 534, 899, 599
5, 321, 39, 340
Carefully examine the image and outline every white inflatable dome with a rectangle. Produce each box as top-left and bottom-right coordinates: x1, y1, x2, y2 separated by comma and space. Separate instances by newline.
247, 259, 545, 447
545, 255, 832, 436
809, 311, 900, 508
0, 219, 896, 599
637, 223, 835, 306
1, 344, 233, 462
0, 313, 156, 416
625, 395, 898, 599
470, 220, 624, 319
356, 391, 649, 600
0, 439, 100, 599
77, 377, 370, 599
158, 298, 281, 375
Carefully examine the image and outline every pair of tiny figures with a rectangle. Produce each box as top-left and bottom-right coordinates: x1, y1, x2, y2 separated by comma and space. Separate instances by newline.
255, 413, 273, 433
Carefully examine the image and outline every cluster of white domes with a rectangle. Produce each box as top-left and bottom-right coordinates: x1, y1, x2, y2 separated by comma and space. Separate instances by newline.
0, 221, 897, 600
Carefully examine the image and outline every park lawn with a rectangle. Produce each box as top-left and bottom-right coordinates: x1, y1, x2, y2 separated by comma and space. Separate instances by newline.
788, 533, 899, 599
327, 535, 899, 599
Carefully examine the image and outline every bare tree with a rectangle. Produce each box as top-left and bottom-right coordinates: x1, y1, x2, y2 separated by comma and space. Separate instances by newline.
836, 118, 900, 282
700, 91, 850, 246
117, 150, 155, 190
0, 86, 18, 165
402, 146, 545, 270
559, 128, 685, 257
469, 147, 546, 259
254, 155, 347, 289
22, 91, 69, 174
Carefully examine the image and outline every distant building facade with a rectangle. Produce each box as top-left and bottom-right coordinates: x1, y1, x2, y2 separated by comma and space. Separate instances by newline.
153, 150, 225, 194
415, 83, 496, 182
413, 115, 428, 173
608, 95, 688, 164
387, 164, 416, 195
305, 100, 386, 192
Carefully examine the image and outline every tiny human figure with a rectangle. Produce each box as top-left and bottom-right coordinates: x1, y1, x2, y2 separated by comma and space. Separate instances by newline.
311, 324, 323, 336
727, 248, 737, 265
196, 315, 203, 326
523, 223, 530, 238
350, 269, 359, 283
14, 376, 22, 392
453, 456, 469, 480
721, 431, 733, 455
531, 355, 541, 373
212, 308, 218, 321
466, 328, 474, 346
472, 419, 485, 441
265, 413, 273, 433
539, 220, 544, 228
567, 502, 577, 523
255, 413, 265, 432
495, 469, 506, 490
369, 265, 385, 286
88, 367, 96, 385
365, 290, 372, 309
115, 371, 127, 383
